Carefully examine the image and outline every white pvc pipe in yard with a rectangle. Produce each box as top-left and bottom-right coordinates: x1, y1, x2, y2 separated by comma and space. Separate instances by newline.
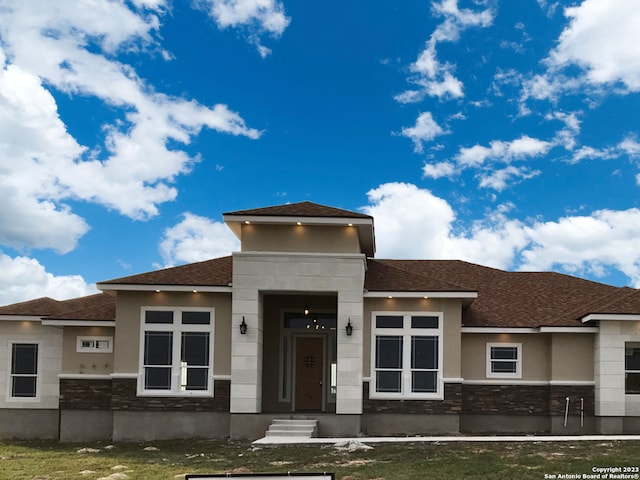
564, 397, 570, 427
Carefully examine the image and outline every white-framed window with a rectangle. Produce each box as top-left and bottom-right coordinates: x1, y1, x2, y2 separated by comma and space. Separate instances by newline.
486, 343, 522, 379
370, 312, 443, 400
77, 336, 113, 353
7, 342, 40, 400
625, 343, 640, 394
138, 307, 214, 397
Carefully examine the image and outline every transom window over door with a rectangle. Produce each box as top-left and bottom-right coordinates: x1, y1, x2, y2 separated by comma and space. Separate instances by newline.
370, 312, 443, 399
139, 308, 214, 397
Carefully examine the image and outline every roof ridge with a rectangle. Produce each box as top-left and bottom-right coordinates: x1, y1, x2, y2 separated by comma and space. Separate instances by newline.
0, 296, 59, 308
224, 201, 372, 219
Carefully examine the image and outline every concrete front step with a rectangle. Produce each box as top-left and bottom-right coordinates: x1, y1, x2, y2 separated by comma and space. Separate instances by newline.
265, 419, 318, 438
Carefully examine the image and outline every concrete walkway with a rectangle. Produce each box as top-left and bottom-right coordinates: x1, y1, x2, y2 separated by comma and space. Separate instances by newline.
252, 434, 640, 446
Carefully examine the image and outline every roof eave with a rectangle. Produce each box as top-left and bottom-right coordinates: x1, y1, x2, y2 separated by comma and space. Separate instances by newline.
41, 320, 116, 327
582, 313, 640, 323
0, 314, 44, 321
97, 283, 233, 293
364, 291, 478, 299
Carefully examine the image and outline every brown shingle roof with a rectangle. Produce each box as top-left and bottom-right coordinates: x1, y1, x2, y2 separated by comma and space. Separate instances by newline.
99, 256, 232, 286
366, 259, 624, 328
584, 288, 640, 316
0, 293, 115, 321
225, 201, 372, 219
366, 259, 474, 292
46, 294, 115, 321
97, 254, 637, 328
0, 296, 63, 316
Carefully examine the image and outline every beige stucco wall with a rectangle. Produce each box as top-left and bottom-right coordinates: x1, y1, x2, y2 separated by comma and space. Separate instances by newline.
551, 333, 594, 382
363, 297, 462, 380
113, 291, 232, 376
240, 224, 361, 254
61, 326, 115, 375
0, 321, 62, 409
461, 333, 551, 381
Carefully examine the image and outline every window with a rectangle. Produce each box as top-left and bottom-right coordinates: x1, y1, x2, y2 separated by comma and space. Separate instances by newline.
77, 336, 113, 353
625, 345, 640, 394
370, 312, 442, 399
8, 343, 39, 399
486, 343, 522, 379
139, 308, 214, 396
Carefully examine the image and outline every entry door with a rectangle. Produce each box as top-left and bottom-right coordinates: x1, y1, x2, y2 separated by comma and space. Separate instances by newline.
295, 336, 324, 411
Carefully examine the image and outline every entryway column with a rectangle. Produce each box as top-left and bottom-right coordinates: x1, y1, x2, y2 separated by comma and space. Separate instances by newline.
230, 285, 263, 413
336, 291, 363, 414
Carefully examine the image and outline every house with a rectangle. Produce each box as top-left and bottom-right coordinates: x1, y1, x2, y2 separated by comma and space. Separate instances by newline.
1, 201, 640, 441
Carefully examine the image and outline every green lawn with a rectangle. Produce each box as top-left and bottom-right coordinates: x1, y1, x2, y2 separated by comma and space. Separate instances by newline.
1, 439, 639, 480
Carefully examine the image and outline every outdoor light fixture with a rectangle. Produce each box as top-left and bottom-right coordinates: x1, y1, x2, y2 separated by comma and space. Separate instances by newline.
304, 304, 310, 316
240, 317, 248, 335
346, 318, 353, 336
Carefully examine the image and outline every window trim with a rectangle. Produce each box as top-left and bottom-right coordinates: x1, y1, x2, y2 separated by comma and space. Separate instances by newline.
625, 343, 640, 395
77, 336, 113, 353
486, 342, 522, 379
370, 311, 443, 400
138, 307, 215, 397
6, 341, 41, 402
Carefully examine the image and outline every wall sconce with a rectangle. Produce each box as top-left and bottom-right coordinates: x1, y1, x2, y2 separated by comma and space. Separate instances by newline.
240, 317, 247, 335
345, 318, 353, 336
304, 304, 310, 316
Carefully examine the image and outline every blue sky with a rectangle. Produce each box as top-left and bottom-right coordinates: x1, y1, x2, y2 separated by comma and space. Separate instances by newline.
1, 0, 640, 304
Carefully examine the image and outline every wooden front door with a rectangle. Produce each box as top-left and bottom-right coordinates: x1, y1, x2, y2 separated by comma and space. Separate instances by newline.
295, 336, 324, 411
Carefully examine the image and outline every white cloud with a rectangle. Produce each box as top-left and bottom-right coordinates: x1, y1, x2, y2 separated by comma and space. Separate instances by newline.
159, 213, 240, 266
0, 1, 261, 251
456, 144, 493, 167
395, 0, 493, 104
0, 253, 97, 305
450, 135, 551, 189
401, 112, 445, 153
548, 0, 640, 91
361, 182, 527, 267
523, 0, 640, 108
570, 146, 617, 164
196, 0, 290, 56
478, 165, 540, 191
432, 0, 493, 29
422, 161, 456, 179
0, 191, 89, 254
507, 136, 551, 157
548, 111, 581, 150
522, 209, 640, 286
362, 183, 455, 260
619, 137, 640, 157
363, 182, 640, 287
